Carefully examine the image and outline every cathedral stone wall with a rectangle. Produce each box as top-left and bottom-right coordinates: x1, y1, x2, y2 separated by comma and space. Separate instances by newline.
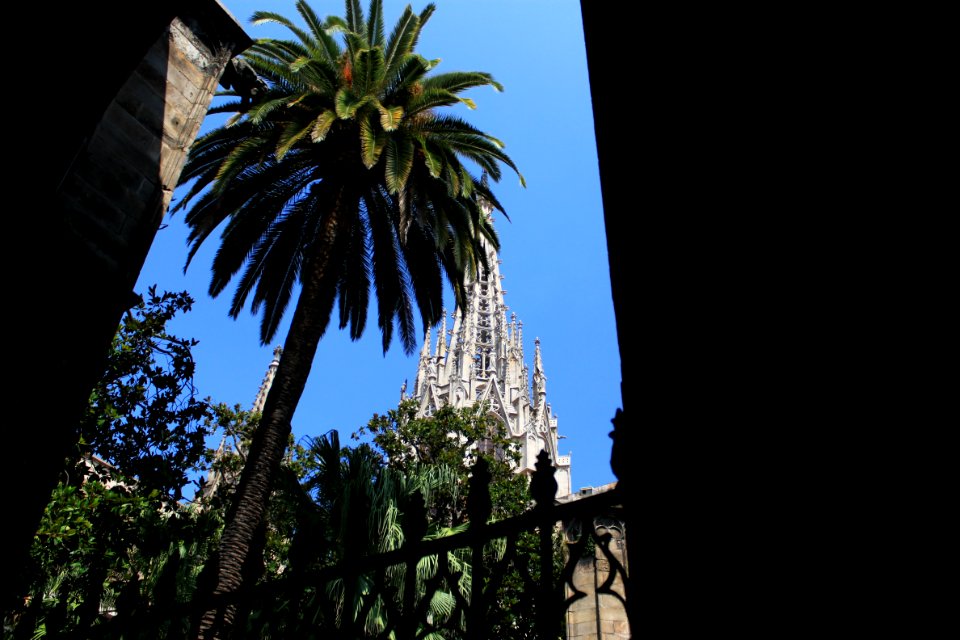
564, 490, 629, 640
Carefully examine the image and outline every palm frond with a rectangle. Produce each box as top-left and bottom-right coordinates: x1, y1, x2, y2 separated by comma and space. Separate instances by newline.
384, 54, 434, 99
206, 99, 246, 116
429, 590, 456, 619
417, 137, 444, 178
275, 118, 315, 160
443, 162, 461, 199
345, 0, 366, 35
213, 134, 275, 188
366, 0, 385, 47
176, 120, 260, 190
471, 178, 509, 219
336, 200, 371, 340
335, 87, 371, 119
399, 215, 445, 341
422, 71, 503, 94
311, 109, 338, 141
322, 15, 351, 34
405, 88, 465, 115
353, 46, 386, 95
173, 162, 219, 218
383, 6, 419, 77
242, 211, 307, 343
377, 103, 404, 131
249, 37, 309, 61
315, 21, 344, 62
384, 135, 414, 194
201, 167, 314, 297
244, 48, 311, 87
421, 119, 524, 185
294, 0, 337, 60
359, 112, 387, 168
249, 15, 323, 62
365, 185, 404, 353
458, 167, 474, 199
414, 4, 437, 48
183, 159, 308, 271
244, 96, 293, 125
250, 10, 304, 33
289, 57, 340, 95
410, 113, 491, 137
344, 31, 368, 64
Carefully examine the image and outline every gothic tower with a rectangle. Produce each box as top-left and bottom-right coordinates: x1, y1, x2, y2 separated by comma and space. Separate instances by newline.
253, 346, 283, 414
406, 206, 572, 498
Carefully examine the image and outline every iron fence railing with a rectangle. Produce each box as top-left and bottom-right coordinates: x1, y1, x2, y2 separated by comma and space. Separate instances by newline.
223, 450, 630, 639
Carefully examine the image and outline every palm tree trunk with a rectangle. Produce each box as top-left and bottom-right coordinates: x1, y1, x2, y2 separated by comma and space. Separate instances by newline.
194, 240, 339, 639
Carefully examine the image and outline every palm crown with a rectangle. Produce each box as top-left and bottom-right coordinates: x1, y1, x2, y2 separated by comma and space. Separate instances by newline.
176, 0, 524, 353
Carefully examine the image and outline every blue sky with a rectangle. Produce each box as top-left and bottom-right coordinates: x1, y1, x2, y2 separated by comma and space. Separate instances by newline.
136, 0, 621, 491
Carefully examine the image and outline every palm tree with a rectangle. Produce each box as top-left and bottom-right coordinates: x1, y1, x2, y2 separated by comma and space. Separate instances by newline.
173, 0, 523, 635
296, 432, 470, 637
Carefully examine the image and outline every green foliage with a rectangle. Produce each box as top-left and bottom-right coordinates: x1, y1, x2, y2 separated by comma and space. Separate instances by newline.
5, 287, 224, 638
80, 286, 213, 502
357, 399, 530, 525
9, 469, 225, 639
206, 402, 537, 637
346, 401, 539, 637
357, 401, 571, 639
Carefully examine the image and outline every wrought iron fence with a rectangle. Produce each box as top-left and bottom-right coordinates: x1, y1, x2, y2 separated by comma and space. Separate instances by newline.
222, 450, 630, 639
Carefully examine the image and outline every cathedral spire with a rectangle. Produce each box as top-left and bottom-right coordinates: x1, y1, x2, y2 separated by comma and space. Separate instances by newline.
252, 346, 282, 413
414, 328, 433, 397
420, 327, 432, 360
405, 208, 571, 498
533, 337, 546, 389
437, 308, 448, 359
